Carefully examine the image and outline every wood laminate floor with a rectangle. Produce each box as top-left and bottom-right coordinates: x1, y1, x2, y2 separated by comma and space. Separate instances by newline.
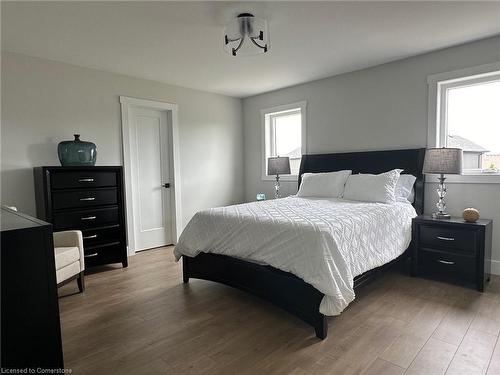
59, 247, 500, 375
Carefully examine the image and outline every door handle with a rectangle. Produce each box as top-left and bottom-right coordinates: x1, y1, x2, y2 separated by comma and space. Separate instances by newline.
163, 183, 171, 188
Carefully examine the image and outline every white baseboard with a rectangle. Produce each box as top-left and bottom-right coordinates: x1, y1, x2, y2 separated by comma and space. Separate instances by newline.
127, 246, 136, 257
491, 259, 500, 276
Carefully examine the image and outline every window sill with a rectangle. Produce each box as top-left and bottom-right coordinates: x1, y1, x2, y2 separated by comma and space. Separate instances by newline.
425, 173, 500, 184
261, 175, 299, 182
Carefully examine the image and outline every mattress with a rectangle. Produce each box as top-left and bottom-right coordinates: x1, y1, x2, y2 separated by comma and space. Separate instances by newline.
174, 196, 416, 316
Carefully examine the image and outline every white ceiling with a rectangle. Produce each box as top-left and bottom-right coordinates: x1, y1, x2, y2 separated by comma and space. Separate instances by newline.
2, 1, 500, 98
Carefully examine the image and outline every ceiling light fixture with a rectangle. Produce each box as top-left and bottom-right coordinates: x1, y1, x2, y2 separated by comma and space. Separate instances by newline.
223, 13, 269, 57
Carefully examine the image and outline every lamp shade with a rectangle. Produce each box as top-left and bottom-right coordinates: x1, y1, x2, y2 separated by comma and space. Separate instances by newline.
267, 157, 291, 175
423, 148, 462, 175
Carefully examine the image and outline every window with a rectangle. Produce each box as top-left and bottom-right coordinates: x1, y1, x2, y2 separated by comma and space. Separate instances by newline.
428, 63, 500, 182
261, 102, 306, 180
445, 78, 500, 172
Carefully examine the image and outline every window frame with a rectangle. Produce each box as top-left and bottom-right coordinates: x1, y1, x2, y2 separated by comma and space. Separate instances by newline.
427, 62, 500, 184
261, 101, 307, 181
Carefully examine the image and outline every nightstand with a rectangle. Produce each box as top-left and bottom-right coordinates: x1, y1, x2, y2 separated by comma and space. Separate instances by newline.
412, 215, 492, 291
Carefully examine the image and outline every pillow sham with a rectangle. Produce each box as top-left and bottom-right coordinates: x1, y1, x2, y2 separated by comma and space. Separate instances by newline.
297, 170, 352, 198
343, 169, 401, 204
395, 174, 417, 202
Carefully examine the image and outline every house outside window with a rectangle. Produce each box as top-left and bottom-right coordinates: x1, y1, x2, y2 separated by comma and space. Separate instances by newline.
261, 102, 307, 180
428, 63, 500, 182
447, 135, 489, 170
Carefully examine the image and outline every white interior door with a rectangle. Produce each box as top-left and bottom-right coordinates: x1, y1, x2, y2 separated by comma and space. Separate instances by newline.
130, 107, 173, 251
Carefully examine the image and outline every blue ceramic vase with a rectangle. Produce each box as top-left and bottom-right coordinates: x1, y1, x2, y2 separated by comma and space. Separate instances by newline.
57, 134, 97, 166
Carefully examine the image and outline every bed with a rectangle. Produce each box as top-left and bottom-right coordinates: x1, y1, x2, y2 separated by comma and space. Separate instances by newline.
175, 148, 426, 339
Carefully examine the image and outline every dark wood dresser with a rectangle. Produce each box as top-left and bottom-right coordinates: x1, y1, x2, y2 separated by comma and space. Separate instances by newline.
412, 215, 492, 291
1, 207, 64, 369
34, 166, 128, 269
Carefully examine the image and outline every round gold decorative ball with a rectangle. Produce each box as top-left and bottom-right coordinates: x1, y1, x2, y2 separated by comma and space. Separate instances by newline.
463, 208, 480, 223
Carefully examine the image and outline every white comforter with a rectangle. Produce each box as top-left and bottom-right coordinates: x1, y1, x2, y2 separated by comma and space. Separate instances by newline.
174, 196, 416, 316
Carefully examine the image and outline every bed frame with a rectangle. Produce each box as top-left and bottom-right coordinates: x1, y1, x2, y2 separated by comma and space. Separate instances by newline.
182, 148, 426, 339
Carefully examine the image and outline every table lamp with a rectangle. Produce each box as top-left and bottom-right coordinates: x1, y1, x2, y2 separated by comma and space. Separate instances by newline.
267, 157, 291, 199
423, 147, 462, 219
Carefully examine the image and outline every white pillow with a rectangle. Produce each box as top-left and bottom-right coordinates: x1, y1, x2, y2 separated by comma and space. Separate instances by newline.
395, 174, 417, 202
297, 170, 352, 198
343, 169, 401, 203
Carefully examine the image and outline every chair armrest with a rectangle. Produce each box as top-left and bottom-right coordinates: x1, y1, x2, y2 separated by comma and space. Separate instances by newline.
53, 230, 85, 271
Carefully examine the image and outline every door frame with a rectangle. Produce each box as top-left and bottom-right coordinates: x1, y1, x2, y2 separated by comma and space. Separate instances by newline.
120, 96, 182, 255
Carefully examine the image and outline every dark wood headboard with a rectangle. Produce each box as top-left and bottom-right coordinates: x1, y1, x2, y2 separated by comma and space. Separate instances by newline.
298, 148, 426, 215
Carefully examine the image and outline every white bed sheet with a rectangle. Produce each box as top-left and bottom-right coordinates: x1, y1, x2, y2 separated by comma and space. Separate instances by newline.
174, 196, 416, 316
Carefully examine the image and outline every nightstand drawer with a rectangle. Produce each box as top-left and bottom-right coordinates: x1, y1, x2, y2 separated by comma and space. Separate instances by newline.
419, 225, 475, 254
418, 249, 475, 283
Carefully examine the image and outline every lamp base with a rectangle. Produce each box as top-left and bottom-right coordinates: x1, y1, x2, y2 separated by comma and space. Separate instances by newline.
432, 212, 451, 219
274, 174, 281, 199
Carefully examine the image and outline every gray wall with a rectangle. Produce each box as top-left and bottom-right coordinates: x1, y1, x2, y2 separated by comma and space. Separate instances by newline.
1, 52, 244, 228
2, 38, 500, 269
242, 36, 500, 271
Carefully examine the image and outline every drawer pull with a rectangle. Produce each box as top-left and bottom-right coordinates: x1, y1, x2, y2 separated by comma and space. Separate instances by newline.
83, 234, 97, 239
85, 253, 99, 258
81, 216, 97, 221
79, 197, 96, 201
438, 259, 455, 265
437, 236, 455, 241
78, 178, 94, 182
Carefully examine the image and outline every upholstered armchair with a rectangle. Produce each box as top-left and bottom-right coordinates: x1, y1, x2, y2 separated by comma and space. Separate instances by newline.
53, 230, 85, 292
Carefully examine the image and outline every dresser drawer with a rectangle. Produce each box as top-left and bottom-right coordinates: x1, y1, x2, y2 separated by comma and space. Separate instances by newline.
83, 243, 123, 268
52, 188, 117, 210
418, 249, 475, 283
51, 171, 117, 189
82, 225, 121, 247
419, 225, 475, 254
53, 206, 119, 230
